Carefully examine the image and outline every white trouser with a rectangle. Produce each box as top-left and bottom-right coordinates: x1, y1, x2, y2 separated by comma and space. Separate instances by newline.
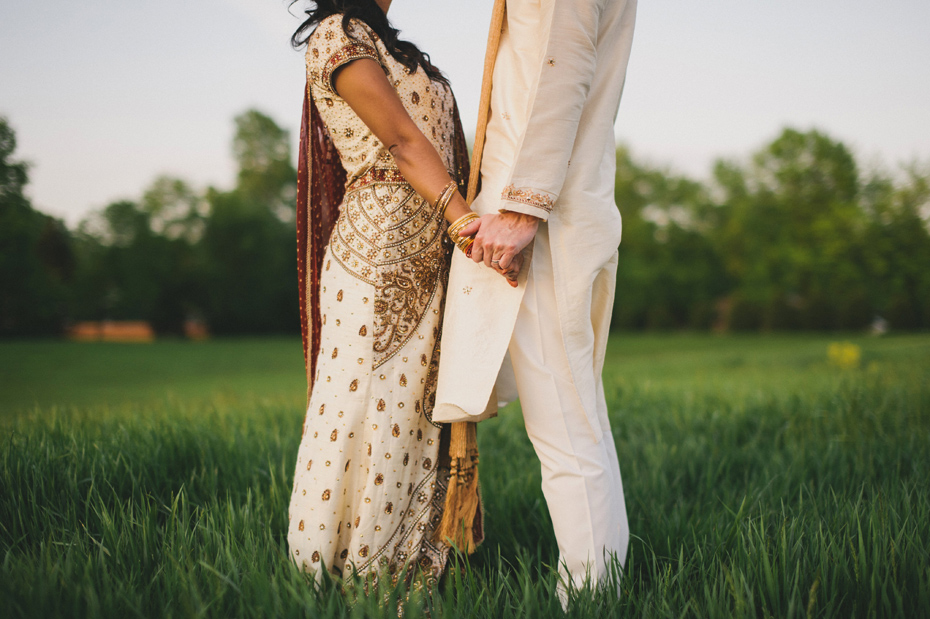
507, 225, 629, 597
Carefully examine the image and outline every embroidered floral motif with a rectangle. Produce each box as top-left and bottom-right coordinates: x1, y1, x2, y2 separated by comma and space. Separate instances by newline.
502, 184, 556, 213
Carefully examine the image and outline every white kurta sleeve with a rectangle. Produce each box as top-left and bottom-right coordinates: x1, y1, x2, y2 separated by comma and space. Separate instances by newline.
499, 0, 601, 221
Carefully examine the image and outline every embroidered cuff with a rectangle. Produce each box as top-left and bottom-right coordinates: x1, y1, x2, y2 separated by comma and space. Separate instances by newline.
500, 184, 554, 221
322, 43, 380, 94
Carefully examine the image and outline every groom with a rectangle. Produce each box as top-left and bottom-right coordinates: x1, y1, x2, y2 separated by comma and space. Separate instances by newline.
434, 0, 638, 596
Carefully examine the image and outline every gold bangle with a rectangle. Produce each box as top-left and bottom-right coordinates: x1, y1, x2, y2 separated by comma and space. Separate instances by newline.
448, 211, 478, 232
447, 212, 479, 256
447, 212, 479, 240
432, 181, 456, 208
457, 237, 474, 256
436, 185, 458, 219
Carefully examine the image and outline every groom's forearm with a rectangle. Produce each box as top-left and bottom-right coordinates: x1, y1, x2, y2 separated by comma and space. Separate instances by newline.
500, 0, 602, 220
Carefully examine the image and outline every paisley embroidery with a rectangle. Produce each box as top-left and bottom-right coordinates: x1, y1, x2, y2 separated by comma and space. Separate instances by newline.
372, 250, 446, 368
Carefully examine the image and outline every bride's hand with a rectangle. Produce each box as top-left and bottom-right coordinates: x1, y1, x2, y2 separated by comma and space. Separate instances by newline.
496, 251, 523, 288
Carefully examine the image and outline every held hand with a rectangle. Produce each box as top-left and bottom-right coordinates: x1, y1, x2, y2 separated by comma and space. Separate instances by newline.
499, 252, 524, 287
467, 211, 539, 277
456, 215, 531, 288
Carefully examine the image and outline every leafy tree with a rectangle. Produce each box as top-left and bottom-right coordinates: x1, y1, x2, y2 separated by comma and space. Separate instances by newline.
232, 110, 297, 220
199, 109, 298, 334
68, 110, 299, 336
73, 188, 204, 333
710, 129, 875, 330
141, 176, 206, 243
200, 188, 297, 333
613, 147, 729, 329
0, 117, 74, 335
860, 164, 930, 328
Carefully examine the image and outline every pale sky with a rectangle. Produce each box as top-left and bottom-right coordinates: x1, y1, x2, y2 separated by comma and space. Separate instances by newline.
2, 0, 928, 225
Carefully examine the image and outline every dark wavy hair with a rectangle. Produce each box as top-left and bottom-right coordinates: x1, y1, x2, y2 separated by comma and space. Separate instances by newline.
290, 0, 448, 85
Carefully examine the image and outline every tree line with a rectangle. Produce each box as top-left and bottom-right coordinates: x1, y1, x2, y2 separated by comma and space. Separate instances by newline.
1, 113, 928, 337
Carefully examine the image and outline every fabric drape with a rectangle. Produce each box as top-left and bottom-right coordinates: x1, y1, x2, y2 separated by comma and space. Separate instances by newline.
297, 82, 347, 403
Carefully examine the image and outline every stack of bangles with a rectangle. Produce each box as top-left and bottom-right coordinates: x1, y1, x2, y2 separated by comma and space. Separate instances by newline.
447, 212, 479, 256
432, 180, 478, 256
433, 180, 458, 219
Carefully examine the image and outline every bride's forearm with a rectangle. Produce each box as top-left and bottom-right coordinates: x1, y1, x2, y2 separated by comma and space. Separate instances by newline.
334, 58, 472, 224
388, 135, 471, 223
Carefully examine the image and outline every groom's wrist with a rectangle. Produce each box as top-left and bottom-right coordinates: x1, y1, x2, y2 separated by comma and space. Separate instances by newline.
499, 210, 542, 227
500, 184, 554, 222
499, 203, 549, 223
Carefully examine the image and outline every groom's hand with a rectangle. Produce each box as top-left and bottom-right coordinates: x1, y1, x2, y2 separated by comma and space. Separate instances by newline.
463, 211, 539, 283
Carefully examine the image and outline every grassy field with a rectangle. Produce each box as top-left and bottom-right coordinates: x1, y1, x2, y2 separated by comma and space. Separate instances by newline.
1, 334, 928, 618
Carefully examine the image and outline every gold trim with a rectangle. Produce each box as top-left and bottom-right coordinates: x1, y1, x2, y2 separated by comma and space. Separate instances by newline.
502, 184, 555, 212
322, 43, 380, 93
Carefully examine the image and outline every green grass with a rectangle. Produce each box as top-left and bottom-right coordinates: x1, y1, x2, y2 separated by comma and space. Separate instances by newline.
1, 334, 928, 618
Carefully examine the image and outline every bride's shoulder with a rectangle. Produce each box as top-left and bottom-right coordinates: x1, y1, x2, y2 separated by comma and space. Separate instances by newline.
308, 14, 342, 43
311, 14, 375, 44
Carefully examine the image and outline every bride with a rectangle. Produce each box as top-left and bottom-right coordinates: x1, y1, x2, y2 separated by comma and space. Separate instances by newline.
285, 0, 515, 586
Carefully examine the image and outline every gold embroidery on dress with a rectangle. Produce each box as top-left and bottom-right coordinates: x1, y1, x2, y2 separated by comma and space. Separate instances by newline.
372, 250, 445, 368
329, 167, 448, 290
293, 12, 461, 584
321, 42, 379, 91
355, 468, 449, 574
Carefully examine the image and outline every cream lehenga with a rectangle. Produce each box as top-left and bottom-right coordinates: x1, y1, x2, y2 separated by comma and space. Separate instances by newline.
287, 14, 480, 585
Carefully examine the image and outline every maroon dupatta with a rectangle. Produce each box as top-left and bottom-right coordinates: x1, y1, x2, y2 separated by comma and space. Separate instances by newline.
297, 80, 346, 404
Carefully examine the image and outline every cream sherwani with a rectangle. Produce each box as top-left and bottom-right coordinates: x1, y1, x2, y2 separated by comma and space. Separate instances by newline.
434, 0, 638, 594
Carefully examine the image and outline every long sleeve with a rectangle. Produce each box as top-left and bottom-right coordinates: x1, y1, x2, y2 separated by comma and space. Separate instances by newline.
499, 0, 601, 221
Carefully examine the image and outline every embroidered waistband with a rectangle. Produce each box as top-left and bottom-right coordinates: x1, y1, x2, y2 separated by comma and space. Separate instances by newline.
348, 167, 408, 192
